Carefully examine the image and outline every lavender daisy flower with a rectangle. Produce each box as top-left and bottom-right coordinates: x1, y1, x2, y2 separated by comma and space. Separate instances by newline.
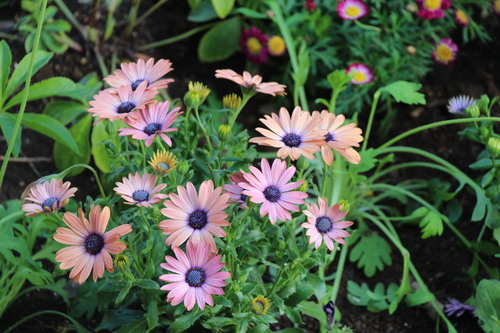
444, 298, 476, 317
447, 95, 475, 114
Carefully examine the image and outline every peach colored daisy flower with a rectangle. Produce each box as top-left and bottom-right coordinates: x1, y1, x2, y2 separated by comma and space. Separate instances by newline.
118, 100, 180, 147
215, 69, 286, 96
223, 172, 249, 209
312, 110, 363, 165
302, 197, 353, 250
88, 81, 158, 122
104, 58, 174, 91
249, 106, 326, 160
240, 158, 307, 224
53, 205, 132, 284
22, 178, 77, 216
160, 241, 230, 311
114, 172, 167, 207
159, 180, 230, 252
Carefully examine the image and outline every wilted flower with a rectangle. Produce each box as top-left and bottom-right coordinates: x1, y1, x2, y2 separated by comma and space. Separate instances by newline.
444, 298, 476, 317
22, 178, 77, 216
337, 0, 369, 20
416, 0, 451, 19
114, 172, 167, 207
240, 158, 307, 224
251, 295, 271, 315
160, 241, 230, 311
432, 38, 458, 65
268, 36, 286, 56
239, 26, 269, 64
53, 205, 132, 284
223, 172, 249, 209
346, 63, 374, 85
215, 69, 286, 96
447, 95, 475, 114
149, 150, 178, 176
454, 9, 470, 26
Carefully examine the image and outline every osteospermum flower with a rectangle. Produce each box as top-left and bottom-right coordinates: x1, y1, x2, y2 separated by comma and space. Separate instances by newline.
159, 180, 230, 252
302, 197, 353, 250
88, 81, 158, 122
215, 69, 286, 96
22, 178, 77, 216
346, 63, 374, 85
447, 95, 475, 114
118, 100, 179, 147
239, 26, 269, 64
312, 110, 363, 165
53, 205, 132, 284
252, 295, 271, 315
454, 8, 470, 26
104, 58, 174, 91
268, 36, 286, 56
149, 150, 177, 176
432, 38, 458, 65
159, 241, 230, 311
240, 158, 307, 224
416, 0, 451, 19
114, 172, 167, 207
223, 172, 249, 209
249, 106, 326, 160
337, 0, 369, 20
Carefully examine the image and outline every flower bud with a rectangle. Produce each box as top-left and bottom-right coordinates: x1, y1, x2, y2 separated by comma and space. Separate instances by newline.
323, 301, 335, 330
222, 93, 242, 111
297, 157, 310, 171
406, 3, 417, 12
115, 254, 129, 272
177, 160, 190, 176
487, 137, 500, 158
183, 81, 210, 109
406, 45, 417, 55
218, 124, 231, 141
466, 105, 480, 118
338, 199, 350, 211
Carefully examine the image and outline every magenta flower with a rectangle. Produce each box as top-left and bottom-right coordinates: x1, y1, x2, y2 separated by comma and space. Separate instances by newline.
239, 26, 269, 64
159, 180, 230, 252
337, 0, 369, 20
118, 101, 179, 147
346, 63, 374, 85
302, 197, 353, 250
88, 82, 158, 122
160, 241, 230, 311
114, 172, 167, 207
416, 0, 451, 19
432, 38, 458, 65
22, 178, 77, 216
240, 158, 307, 224
104, 58, 174, 91
454, 9, 470, 26
223, 172, 249, 209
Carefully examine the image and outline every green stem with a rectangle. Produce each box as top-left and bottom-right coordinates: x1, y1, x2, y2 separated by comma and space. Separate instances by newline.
0, 32, 17, 40
194, 106, 211, 150
138, 23, 216, 50
329, 243, 348, 304
354, 20, 381, 32
125, 0, 141, 36
266, 268, 284, 298
53, 0, 87, 39
61, 164, 106, 199
134, 0, 169, 28
5, 310, 89, 333
361, 91, 381, 151
0, 0, 48, 189
229, 91, 253, 129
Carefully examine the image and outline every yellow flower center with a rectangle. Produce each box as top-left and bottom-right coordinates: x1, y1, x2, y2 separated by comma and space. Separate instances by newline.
353, 71, 367, 83
345, 5, 361, 17
436, 45, 453, 62
456, 9, 468, 24
495, 0, 500, 12
247, 37, 262, 55
424, 0, 441, 10
268, 36, 286, 56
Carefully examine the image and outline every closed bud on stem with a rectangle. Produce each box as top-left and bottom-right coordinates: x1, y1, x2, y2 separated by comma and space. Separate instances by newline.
115, 254, 129, 272
297, 157, 310, 170
338, 199, 350, 211
487, 137, 500, 158
466, 105, 480, 118
177, 160, 190, 176
406, 45, 417, 55
184, 81, 211, 109
218, 124, 231, 141
323, 301, 335, 330
222, 93, 242, 111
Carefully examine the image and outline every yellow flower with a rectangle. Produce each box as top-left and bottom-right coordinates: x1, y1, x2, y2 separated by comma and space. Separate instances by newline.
149, 150, 177, 176
184, 81, 211, 108
251, 295, 271, 315
268, 36, 286, 56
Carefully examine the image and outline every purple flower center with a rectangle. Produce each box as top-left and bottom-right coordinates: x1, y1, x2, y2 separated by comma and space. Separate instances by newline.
185, 267, 206, 287
144, 123, 162, 135
117, 101, 136, 114
282, 133, 302, 147
325, 132, 335, 142
85, 233, 104, 255
316, 216, 333, 233
42, 198, 59, 210
189, 209, 208, 229
240, 193, 248, 202
132, 190, 149, 202
131, 79, 147, 91
263, 185, 281, 202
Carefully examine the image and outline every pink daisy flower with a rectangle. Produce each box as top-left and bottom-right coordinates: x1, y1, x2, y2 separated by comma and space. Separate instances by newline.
215, 69, 286, 96
104, 58, 174, 91
302, 198, 353, 250
53, 205, 132, 284
222, 172, 249, 209
114, 172, 167, 207
239, 26, 269, 64
88, 81, 158, 122
118, 100, 180, 147
312, 110, 363, 165
159, 241, 230, 311
416, 0, 451, 19
22, 178, 77, 216
432, 38, 458, 65
249, 106, 326, 160
337, 0, 369, 20
240, 158, 307, 224
346, 63, 374, 85
454, 8, 470, 26
159, 180, 230, 252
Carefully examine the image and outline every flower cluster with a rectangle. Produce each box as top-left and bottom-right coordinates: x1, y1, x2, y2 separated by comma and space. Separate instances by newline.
239, 26, 286, 64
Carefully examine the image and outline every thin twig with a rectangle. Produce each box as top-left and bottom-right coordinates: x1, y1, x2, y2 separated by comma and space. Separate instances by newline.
0, 156, 52, 162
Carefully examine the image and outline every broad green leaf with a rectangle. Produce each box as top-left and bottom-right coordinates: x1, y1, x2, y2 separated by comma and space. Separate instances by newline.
188, 0, 218, 22
4, 77, 78, 110
306, 273, 327, 301
43, 100, 87, 125
116, 317, 148, 333
198, 17, 241, 62
146, 299, 159, 331
327, 70, 351, 95
53, 115, 91, 176
0, 39, 12, 96
296, 301, 326, 328
0, 113, 21, 157
234, 7, 267, 19
349, 232, 392, 277
4, 50, 52, 101
404, 289, 434, 307
91, 121, 114, 173
476, 279, 500, 333
169, 310, 203, 333
378, 81, 426, 105
41, 32, 68, 54
211, 0, 234, 18
21, 113, 80, 155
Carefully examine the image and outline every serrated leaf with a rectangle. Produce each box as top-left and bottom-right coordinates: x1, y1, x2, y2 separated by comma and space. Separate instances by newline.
198, 17, 241, 62
378, 81, 426, 105
418, 210, 444, 239
404, 289, 434, 307
211, 0, 234, 18
349, 232, 392, 277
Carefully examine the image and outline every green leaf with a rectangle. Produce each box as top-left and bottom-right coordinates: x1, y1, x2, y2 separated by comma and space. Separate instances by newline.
43, 100, 87, 125
349, 232, 392, 277
378, 81, 426, 105
476, 279, 500, 333
234, 7, 267, 19
211, 0, 234, 18
21, 113, 80, 155
327, 70, 351, 95
188, 0, 218, 22
114, 281, 133, 304
404, 289, 434, 307
4, 77, 78, 110
169, 310, 203, 332
306, 273, 327, 301
0, 113, 21, 157
285, 307, 304, 325
53, 115, 91, 176
146, 299, 159, 331
0, 39, 12, 97
198, 17, 241, 62
296, 301, 326, 328
91, 121, 114, 173
416, 209, 444, 239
